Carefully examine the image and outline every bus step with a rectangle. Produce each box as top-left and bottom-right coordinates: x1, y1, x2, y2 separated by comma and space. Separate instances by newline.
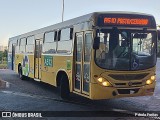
34, 78, 41, 82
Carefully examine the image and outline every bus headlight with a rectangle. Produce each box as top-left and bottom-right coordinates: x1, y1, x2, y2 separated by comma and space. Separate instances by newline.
102, 81, 111, 87
97, 77, 112, 87
146, 75, 156, 85
151, 75, 156, 81
97, 77, 103, 83
146, 79, 152, 85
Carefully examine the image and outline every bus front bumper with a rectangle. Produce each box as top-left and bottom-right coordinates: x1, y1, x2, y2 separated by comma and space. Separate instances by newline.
90, 81, 156, 100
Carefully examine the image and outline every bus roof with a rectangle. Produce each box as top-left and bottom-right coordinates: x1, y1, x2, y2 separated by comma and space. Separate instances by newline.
9, 11, 155, 41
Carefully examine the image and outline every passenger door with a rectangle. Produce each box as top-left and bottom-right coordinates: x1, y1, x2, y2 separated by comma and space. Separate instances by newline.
34, 39, 42, 80
74, 31, 92, 95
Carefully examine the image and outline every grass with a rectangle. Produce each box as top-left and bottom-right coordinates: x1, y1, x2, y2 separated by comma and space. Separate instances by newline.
0, 64, 7, 69
0, 61, 7, 69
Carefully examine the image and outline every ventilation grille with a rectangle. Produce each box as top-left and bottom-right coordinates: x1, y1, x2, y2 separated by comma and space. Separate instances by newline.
108, 73, 149, 80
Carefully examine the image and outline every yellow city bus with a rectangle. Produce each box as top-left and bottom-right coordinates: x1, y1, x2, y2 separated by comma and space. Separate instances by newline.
8, 12, 158, 99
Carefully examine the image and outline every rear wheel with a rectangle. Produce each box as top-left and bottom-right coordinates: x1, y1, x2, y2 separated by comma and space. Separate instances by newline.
18, 66, 25, 80
60, 74, 70, 99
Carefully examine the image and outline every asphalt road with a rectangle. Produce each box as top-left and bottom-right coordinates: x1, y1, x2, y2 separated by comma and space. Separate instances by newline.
0, 59, 159, 119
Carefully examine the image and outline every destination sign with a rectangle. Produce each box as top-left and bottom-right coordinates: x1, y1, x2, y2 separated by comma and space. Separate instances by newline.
104, 17, 149, 25
97, 14, 156, 28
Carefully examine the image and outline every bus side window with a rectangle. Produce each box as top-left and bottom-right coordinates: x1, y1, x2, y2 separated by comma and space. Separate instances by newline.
43, 31, 56, 54
26, 36, 34, 54
8, 41, 12, 53
60, 28, 71, 41
16, 39, 19, 53
57, 28, 72, 54
19, 38, 26, 53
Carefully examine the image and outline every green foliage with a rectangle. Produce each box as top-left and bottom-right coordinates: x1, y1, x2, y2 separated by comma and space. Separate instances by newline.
0, 50, 8, 63
0, 50, 8, 69
0, 51, 3, 61
3, 50, 7, 58
3, 61, 7, 64
0, 64, 7, 69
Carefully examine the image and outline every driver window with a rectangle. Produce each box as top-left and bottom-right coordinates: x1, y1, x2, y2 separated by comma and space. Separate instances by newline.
132, 33, 152, 56
113, 32, 129, 57
96, 33, 109, 59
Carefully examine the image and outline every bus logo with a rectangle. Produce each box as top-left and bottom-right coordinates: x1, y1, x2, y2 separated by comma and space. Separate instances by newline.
128, 82, 133, 86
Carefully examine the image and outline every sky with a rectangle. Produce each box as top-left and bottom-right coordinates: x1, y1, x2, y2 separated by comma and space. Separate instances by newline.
0, 0, 159, 46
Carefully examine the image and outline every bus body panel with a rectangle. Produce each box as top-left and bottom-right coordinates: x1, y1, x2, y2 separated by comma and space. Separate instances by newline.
90, 81, 155, 100
40, 55, 73, 87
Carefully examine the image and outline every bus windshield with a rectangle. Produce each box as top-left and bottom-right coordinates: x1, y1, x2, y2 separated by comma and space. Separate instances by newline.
95, 29, 157, 71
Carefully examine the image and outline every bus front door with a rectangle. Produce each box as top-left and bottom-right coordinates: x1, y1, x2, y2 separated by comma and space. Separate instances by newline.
34, 39, 42, 80
74, 31, 92, 96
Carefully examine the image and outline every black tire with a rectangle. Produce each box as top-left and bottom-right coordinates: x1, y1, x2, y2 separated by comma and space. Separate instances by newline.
18, 66, 25, 80
60, 75, 70, 99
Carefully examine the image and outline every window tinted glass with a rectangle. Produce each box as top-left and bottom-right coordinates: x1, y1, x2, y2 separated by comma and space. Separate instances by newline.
45, 32, 54, 43
43, 42, 56, 54
26, 45, 34, 53
84, 33, 92, 62
19, 38, 26, 53
57, 40, 72, 54
20, 38, 26, 45
27, 36, 34, 45
76, 35, 82, 61
61, 28, 70, 41
132, 33, 152, 56
8, 41, 12, 53
95, 29, 156, 70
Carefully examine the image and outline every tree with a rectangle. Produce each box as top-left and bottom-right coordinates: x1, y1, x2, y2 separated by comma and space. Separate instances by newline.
0, 51, 2, 62
0, 50, 8, 63
3, 49, 7, 58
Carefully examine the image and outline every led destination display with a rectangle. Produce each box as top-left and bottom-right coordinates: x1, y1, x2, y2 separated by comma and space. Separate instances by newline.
97, 14, 156, 28
104, 17, 149, 25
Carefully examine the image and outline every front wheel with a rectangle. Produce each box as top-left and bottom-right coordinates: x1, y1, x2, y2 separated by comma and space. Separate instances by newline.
18, 66, 25, 80
60, 75, 70, 99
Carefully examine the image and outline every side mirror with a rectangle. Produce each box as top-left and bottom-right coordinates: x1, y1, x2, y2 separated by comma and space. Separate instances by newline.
93, 37, 100, 49
158, 30, 160, 40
